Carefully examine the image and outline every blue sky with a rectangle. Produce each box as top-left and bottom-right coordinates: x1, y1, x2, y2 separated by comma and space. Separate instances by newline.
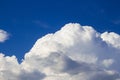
0, 0, 120, 62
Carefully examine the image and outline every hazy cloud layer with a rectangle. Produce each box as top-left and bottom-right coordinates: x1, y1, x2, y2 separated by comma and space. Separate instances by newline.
0, 29, 9, 42
0, 23, 120, 80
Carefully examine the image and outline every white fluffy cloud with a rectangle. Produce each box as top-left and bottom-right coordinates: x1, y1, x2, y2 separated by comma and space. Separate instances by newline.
101, 32, 120, 49
0, 29, 9, 42
0, 23, 120, 80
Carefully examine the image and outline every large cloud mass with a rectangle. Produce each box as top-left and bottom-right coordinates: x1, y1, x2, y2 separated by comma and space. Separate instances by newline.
0, 23, 120, 80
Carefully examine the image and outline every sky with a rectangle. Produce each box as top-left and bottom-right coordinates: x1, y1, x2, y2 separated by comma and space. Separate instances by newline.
0, 0, 120, 80
0, 0, 120, 61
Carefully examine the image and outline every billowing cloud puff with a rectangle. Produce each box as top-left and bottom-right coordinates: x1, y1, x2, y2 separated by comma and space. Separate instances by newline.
0, 29, 9, 42
101, 32, 120, 49
0, 23, 120, 80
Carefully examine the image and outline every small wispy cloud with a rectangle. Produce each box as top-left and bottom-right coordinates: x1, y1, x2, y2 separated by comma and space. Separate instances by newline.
0, 29, 9, 42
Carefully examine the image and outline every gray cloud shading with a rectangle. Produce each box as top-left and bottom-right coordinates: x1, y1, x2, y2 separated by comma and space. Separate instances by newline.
18, 70, 45, 80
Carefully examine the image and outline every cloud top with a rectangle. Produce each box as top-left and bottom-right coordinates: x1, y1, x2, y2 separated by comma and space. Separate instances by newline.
0, 23, 120, 80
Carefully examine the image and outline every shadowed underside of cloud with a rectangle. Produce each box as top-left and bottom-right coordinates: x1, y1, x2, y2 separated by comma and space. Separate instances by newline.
0, 23, 120, 80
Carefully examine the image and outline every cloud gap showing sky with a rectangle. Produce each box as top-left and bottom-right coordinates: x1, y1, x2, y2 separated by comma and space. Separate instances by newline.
0, 23, 120, 80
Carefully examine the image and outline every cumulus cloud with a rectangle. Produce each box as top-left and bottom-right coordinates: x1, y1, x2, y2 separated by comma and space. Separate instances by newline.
0, 29, 9, 42
101, 32, 120, 49
0, 23, 120, 80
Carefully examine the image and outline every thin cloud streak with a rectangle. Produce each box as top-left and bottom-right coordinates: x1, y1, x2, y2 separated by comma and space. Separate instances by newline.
32, 20, 50, 29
